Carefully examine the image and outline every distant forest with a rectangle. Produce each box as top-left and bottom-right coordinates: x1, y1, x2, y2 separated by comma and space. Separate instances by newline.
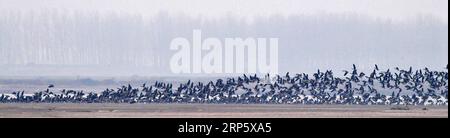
0, 10, 447, 76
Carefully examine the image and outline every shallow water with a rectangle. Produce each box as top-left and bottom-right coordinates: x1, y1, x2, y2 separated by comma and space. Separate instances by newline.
0, 104, 447, 118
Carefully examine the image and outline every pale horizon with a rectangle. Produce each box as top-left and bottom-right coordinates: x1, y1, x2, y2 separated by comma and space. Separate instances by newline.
0, 0, 448, 23
0, 0, 448, 76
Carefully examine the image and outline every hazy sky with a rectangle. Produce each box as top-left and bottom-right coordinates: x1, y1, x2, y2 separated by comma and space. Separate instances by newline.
0, 0, 448, 76
0, 0, 448, 22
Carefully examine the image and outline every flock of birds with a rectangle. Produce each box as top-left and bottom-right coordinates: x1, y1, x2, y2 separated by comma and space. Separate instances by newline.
0, 65, 448, 106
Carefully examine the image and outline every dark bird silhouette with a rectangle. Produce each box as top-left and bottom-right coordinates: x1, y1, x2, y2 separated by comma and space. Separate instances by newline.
343, 70, 349, 76
48, 84, 55, 88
